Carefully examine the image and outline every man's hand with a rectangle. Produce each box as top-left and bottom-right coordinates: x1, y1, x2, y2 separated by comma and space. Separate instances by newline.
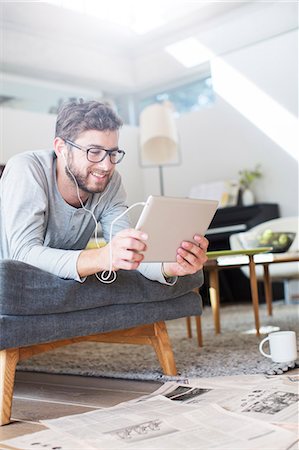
162, 234, 209, 277
102, 228, 148, 271
77, 229, 148, 277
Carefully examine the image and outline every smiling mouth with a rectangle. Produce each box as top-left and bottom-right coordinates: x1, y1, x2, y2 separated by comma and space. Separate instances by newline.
90, 171, 109, 179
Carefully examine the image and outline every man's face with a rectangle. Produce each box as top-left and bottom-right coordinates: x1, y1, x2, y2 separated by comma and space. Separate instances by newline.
65, 129, 119, 194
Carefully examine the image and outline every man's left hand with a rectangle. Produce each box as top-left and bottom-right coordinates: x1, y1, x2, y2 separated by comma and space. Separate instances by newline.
163, 234, 209, 277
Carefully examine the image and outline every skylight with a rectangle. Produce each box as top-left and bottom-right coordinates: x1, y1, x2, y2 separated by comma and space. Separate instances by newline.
165, 38, 214, 68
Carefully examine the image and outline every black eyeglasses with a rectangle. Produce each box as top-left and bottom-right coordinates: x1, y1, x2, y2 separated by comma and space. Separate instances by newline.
64, 139, 126, 164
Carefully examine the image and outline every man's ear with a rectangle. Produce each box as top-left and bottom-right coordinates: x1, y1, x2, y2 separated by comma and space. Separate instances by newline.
54, 137, 66, 158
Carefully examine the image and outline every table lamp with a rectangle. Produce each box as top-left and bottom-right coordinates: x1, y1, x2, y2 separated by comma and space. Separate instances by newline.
139, 102, 180, 195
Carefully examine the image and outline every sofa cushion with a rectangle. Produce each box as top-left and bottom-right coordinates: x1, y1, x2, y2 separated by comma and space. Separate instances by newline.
0, 260, 204, 315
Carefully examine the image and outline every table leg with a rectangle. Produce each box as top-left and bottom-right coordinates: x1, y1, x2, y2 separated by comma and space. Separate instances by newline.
263, 263, 273, 316
248, 255, 260, 336
208, 268, 221, 334
195, 316, 203, 347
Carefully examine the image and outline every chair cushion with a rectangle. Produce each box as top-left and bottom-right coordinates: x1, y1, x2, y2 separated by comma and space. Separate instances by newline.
0, 260, 204, 315
0, 292, 202, 350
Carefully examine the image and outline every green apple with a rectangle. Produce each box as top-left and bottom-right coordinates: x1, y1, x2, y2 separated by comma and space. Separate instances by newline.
262, 229, 273, 239
278, 234, 288, 245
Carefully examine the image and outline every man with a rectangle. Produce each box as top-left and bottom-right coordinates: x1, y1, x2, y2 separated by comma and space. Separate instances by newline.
0, 100, 208, 284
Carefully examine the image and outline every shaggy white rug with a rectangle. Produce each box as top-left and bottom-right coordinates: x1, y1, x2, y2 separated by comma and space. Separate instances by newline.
17, 303, 299, 381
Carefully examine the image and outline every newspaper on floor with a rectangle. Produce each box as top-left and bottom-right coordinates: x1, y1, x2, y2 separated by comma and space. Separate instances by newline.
188, 372, 299, 429
4, 395, 295, 450
0, 428, 95, 450
124, 380, 244, 405
2, 373, 298, 450
188, 372, 299, 391
125, 373, 298, 428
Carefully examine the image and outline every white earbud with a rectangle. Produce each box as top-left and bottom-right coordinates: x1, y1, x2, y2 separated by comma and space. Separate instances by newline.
61, 149, 67, 162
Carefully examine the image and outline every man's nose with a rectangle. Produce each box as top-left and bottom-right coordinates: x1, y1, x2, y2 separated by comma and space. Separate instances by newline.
97, 154, 113, 170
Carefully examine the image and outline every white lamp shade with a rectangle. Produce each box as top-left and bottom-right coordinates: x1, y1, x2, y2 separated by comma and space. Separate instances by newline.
139, 103, 179, 166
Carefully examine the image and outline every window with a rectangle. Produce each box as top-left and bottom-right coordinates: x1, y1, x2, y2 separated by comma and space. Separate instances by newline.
138, 76, 215, 116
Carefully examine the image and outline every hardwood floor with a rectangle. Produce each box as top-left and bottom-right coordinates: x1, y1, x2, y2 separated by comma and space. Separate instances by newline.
0, 371, 161, 442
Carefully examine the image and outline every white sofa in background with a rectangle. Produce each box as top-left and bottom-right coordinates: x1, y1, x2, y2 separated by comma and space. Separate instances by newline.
229, 216, 299, 303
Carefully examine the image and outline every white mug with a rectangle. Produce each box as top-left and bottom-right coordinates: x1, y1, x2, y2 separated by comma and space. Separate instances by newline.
259, 331, 297, 363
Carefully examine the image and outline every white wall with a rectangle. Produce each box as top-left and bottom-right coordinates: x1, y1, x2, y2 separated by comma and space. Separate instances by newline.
142, 29, 298, 217
117, 126, 145, 210
0, 107, 56, 160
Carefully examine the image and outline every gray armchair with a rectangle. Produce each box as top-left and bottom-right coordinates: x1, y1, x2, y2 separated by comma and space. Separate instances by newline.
0, 260, 203, 426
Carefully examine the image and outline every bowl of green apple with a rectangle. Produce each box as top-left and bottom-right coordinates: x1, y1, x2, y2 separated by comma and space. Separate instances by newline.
248, 229, 296, 253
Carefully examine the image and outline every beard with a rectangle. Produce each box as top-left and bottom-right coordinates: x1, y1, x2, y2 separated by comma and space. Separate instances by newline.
65, 163, 113, 194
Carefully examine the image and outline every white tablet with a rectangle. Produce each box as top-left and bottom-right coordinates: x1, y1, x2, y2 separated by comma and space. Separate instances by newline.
135, 195, 218, 262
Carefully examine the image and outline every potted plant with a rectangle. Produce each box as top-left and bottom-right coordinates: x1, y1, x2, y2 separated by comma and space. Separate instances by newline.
238, 164, 262, 205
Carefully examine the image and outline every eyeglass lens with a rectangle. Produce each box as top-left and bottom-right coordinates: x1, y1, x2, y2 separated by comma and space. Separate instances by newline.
87, 148, 124, 164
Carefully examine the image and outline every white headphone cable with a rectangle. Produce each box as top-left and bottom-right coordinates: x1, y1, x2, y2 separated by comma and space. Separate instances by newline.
62, 149, 110, 243
62, 150, 145, 284
63, 152, 110, 245
96, 201, 146, 283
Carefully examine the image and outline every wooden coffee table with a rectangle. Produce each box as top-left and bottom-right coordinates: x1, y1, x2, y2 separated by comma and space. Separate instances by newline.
203, 248, 299, 336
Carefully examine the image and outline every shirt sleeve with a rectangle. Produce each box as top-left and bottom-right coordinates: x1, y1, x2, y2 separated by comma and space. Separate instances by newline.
138, 262, 178, 285
1, 155, 83, 281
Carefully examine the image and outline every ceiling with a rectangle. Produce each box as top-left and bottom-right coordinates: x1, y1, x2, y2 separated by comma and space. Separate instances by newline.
1, 1, 297, 97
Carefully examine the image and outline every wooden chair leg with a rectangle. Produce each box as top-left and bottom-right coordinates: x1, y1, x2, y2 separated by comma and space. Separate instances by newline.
96, 321, 178, 376
186, 316, 203, 346
186, 317, 192, 338
208, 268, 221, 334
195, 316, 203, 347
189, 288, 203, 345
0, 349, 19, 426
150, 322, 177, 376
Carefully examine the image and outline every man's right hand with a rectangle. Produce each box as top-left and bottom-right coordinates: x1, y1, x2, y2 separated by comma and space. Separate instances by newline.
100, 228, 148, 271
77, 229, 148, 277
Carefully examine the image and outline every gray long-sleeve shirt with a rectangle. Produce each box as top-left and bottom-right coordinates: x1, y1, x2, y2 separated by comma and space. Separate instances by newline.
0, 150, 173, 284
